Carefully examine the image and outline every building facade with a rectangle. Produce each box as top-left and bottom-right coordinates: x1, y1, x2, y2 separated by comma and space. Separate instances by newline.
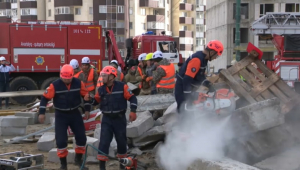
206, 0, 295, 71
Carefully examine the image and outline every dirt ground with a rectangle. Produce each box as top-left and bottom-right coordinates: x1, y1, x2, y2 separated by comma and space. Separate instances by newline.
0, 105, 161, 170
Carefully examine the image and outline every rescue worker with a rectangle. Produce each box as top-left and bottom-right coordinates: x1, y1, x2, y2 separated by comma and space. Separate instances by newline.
110, 60, 124, 82
136, 53, 151, 95
175, 40, 224, 113
70, 59, 81, 78
145, 52, 158, 94
78, 56, 98, 94
38, 64, 90, 170
87, 66, 137, 170
0, 56, 15, 109
124, 66, 139, 85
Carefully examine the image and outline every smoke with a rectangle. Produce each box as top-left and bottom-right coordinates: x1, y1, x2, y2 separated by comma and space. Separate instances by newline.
156, 108, 235, 170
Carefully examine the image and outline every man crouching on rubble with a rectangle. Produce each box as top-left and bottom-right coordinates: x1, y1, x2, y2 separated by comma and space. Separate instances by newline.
38, 64, 90, 170
85, 66, 138, 170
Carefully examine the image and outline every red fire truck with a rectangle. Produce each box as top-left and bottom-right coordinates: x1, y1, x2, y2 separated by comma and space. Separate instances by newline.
251, 12, 300, 92
0, 21, 182, 104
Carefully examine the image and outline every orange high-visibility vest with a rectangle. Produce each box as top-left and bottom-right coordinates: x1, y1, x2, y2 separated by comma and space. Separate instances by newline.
137, 66, 143, 89
84, 69, 95, 91
156, 65, 176, 89
74, 71, 81, 78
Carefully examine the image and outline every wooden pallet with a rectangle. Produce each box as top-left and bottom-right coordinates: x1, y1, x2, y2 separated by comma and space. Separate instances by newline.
211, 50, 300, 114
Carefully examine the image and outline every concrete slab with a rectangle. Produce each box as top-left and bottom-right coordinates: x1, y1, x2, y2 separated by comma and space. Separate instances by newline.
254, 145, 300, 170
94, 128, 101, 139
187, 158, 260, 170
132, 126, 165, 144
48, 148, 75, 163
154, 117, 163, 127
130, 147, 143, 156
162, 102, 178, 124
127, 111, 154, 138
153, 141, 163, 155
44, 113, 54, 125
0, 116, 28, 127
37, 132, 55, 152
15, 112, 38, 125
136, 94, 175, 112
0, 127, 26, 136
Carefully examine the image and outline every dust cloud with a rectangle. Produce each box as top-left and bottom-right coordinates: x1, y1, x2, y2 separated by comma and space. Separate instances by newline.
156, 108, 235, 170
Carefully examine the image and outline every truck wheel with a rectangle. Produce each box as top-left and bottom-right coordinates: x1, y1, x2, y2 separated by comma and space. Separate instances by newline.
294, 82, 300, 94
40, 77, 59, 90
9, 76, 38, 105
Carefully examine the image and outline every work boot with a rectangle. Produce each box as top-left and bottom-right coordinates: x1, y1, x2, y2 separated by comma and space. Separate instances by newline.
74, 153, 88, 170
99, 161, 106, 170
59, 157, 67, 170
119, 163, 126, 170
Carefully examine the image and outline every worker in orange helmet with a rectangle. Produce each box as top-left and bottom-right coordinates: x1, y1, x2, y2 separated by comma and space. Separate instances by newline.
86, 66, 137, 170
175, 40, 224, 113
38, 64, 90, 170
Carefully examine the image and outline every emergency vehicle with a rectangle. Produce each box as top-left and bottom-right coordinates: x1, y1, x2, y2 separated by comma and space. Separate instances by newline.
0, 21, 182, 104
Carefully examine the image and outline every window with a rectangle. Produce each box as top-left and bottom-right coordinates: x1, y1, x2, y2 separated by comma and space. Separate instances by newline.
129, 22, 133, 29
99, 20, 107, 28
147, 22, 164, 29
141, 23, 145, 29
181, 26, 187, 31
140, 8, 146, 15
0, 9, 10, 16
158, 42, 177, 53
117, 6, 124, 13
107, 6, 116, 13
21, 8, 37, 15
116, 36, 125, 42
260, 4, 274, 17
55, 7, 71, 14
286, 3, 300, 12
196, 38, 205, 46
117, 21, 124, 28
181, 12, 187, 17
99, 5, 107, 13
196, 25, 205, 32
48, 9, 51, 17
233, 3, 249, 19
196, 11, 204, 19
233, 28, 248, 43
89, 7, 93, 14
11, 0, 17, 2
75, 8, 81, 15
129, 7, 133, 15
153, 9, 159, 15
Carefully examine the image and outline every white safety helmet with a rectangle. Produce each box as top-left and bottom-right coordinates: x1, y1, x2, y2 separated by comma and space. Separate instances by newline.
0, 56, 6, 61
152, 51, 163, 59
81, 56, 90, 64
70, 59, 79, 69
138, 53, 147, 61
110, 60, 118, 66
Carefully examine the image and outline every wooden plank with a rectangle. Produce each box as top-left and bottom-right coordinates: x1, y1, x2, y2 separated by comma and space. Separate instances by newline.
227, 55, 255, 75
0, 90, 44, 98
220, 69, 256, 104
250, 73, 280, 98
246, 65, 288, 102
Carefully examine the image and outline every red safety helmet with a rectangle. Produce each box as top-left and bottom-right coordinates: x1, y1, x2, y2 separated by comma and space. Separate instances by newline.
60, 64, 74, 79
207, 40, 224, 56
100, 66, 117, 77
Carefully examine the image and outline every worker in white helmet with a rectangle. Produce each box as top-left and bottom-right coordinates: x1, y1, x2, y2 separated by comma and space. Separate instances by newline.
70, 59, 82, 78
136, 53, 151, 95
76, 56, 98, 94
109, 60, 124, 82
0, 56, 15, 109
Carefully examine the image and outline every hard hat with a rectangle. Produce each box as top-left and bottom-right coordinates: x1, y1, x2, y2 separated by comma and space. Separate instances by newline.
145, 53, 153, 61
81, 56, 90, 64
60, 64, 74, 79
70, 59, 79, 69
152, 51, 163, 59
138, 53, 147, 61
206, 40, 224, 56
110, 60, 118, 66
100, 66, 117, 77
0, 56, 6, 61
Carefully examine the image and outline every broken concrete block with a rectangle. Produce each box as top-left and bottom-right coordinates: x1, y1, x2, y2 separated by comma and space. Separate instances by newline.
0, 116, 28, 127
127, 111, 154, 138
50, 117, 55, 126
130, 147, 143, 156
132, 126, 165, 145
48, 148, 75, 163
94, 128, 101, 139
136, 94, 175, 112
154, 117, 163, 127
15, 112, 38, 125
153, 141, 163, 155
0, 127, 26, 136
44, 112, 54, 125
254, 145, 300, 170
162, 102, 177, 124
187, 158, 260, 170
37, 132, 55, 152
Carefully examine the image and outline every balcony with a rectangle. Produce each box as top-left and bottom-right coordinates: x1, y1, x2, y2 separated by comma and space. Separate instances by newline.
179, 17, 194, 25
147, 15, 164, 22
196, 18, 205, 25
139, 0, 164, 8
20, 1, 37, 8
179, 3, 193, 11
0, 2, 10, 9
21, 15, 37, 22
54, 0, 82, 7
179, 31, 193, 38
55, 14, 74, 21
196, 5, 205, 11
196, 32, 205, 38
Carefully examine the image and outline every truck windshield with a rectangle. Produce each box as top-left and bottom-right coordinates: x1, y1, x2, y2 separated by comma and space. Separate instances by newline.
158, 42, 177, 53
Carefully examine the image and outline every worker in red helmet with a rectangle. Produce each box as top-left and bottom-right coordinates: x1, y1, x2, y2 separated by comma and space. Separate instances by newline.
38, 64, 90, 170
175, 40, 224, 113
86, 66, 138, 170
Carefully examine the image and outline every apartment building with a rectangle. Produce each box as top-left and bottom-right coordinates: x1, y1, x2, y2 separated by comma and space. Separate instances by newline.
206, 0, 296, 71
0, 0, 45, 22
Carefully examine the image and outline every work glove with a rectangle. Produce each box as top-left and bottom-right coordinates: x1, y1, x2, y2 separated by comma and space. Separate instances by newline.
129, 112, 137, 122
146, 77, 153, 82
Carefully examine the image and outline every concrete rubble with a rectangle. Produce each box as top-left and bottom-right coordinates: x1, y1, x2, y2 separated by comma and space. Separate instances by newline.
0, 116, 28, 136
37, 132, 55, 152
48, 148, 75, 163
127, 111, 154, 138
15, 112, 38, 125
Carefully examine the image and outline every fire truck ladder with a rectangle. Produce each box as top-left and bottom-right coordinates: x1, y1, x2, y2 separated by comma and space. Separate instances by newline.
251, 12, 300, 35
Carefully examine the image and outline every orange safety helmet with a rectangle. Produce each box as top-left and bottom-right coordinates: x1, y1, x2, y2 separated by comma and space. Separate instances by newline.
60, 64, 74, 79
206, 40, 224, 56
100, 66, 117, 77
